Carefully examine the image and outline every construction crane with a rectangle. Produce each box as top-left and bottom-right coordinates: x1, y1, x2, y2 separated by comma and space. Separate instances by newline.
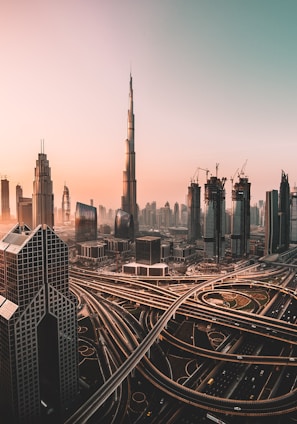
191, 167, 209, 183
230, 168, 239, 190
238, 159, 248, 178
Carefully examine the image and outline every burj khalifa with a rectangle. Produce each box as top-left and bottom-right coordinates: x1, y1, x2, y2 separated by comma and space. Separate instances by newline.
121, 74, 138, 236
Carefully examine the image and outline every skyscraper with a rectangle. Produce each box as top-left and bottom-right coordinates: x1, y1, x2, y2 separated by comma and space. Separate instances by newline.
204, 176, 226, 261
32, 148, 54, 228
62, 184, 71, 223
1, 177, 10, 222
0, 224, 79, 421
231, 176, 251, 257
121, 74, 138, 237
187, 182, 201, 242
290, 188, 297, 243
278, 170, 290, 252
75, 202, 97, 242
265, 190, 279, 255
16, 184, 23, 221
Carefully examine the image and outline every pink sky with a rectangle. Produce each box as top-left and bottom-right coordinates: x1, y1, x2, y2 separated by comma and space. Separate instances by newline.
0, 0, 296, 216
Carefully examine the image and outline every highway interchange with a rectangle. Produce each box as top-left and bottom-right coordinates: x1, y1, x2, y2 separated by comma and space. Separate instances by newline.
66, 249, 297, 424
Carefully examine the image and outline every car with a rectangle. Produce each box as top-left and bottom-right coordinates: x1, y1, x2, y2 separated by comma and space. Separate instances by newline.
234, 406, 241, 411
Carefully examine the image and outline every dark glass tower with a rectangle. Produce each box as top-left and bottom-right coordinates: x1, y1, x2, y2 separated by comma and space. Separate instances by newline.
75, 202, 97, 242
265, 190, 279, 255
0, 224, 79, 421
187, 182, 201, 242
114, 209, 134, 239
121, 74, 138, 237
231, 176, 251, 257
204, 176, 226, 261
278, 170, 290, 252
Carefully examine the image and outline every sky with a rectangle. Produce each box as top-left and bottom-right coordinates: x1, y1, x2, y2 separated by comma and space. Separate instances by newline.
0, 0, 296, 217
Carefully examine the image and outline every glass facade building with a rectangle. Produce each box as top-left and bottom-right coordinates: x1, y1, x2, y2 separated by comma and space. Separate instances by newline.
231, 177, 251, 257
75, 202, 97, 242
114, 209, 134, 239
187, 182, 201, 242
0, 224, 79, 421
135, 236, 161, 265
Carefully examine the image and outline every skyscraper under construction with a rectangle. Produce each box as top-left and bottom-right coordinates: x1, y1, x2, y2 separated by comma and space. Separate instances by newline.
121, 74, 138, 238
231, 176, 251, 257
204, 176, 226, 261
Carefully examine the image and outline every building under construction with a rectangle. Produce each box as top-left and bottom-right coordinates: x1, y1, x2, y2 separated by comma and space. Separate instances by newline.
231, 176, 251, 257
203, 176, 226, 261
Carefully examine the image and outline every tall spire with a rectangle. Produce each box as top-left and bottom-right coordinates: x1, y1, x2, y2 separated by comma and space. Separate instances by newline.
121, 74, 138, 238
127, 73, 134, 146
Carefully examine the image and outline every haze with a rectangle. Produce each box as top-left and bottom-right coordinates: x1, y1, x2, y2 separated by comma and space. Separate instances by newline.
0, 0, 296, 216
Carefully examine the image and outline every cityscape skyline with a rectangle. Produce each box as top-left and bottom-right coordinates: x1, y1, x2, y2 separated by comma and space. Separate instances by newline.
1, 0, 297, 215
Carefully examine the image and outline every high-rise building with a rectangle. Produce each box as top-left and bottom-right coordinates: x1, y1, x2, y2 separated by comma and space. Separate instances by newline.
32, 148, 54, 228
121, 74, 138, 237
173, 202, 180, 227
231, 176, 251, 257
16, 184, 23, 222
18, 197, 33, 228
1, 177, 10, 222
135, 236, 161, 265
114, 209, 134, 239
204, 176, 226, 261
290, 187, 297, 243
187, 182, 201, 242
265, 190, 279, 255
278, 170, 290, 251
75, 202, 97, 242
62, 184, 71, 223
0, 224, 79, 421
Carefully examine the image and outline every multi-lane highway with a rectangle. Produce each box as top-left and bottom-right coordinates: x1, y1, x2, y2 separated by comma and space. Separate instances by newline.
66, 255, 297, 423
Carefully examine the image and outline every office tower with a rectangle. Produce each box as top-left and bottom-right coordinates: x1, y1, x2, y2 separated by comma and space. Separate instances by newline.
16, 184, 23, 221
114, 209, 134, 239
258, 200, 265, 227
278, 170, 290, 251
290, 188, 297, 243
250, 203, 260, 226
265, 190, 279, 255
18, 197, 33, 228
187, 182, 201, 242
173, 202, 180, 227
98, 205, 106, 223
162, 201, 172, 228
204, 176, 226, 261
121, 74, 138, 237
1, 177, 10, 221
62, 184, 71, 223
231, 176, 251, 257
135, 236, 161, 265
0, 224, 79, 421
180, 203, 188, 226
32, 149, 54, 228
75, 202, 97, 242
